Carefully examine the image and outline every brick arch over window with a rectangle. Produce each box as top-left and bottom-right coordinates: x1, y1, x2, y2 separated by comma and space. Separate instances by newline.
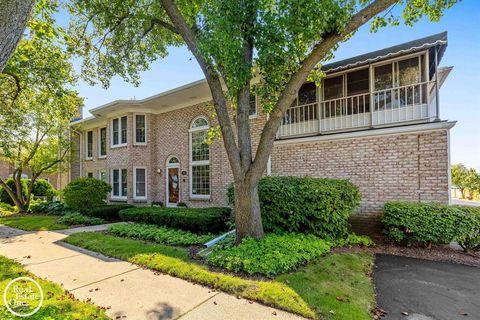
189, 116, 210, 199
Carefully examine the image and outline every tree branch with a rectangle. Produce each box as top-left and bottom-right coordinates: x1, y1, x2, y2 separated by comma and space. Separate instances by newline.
249, 0, 398, 180
160, 0, 242, 177
1, 71, 21, 102
144, 18, 178, 36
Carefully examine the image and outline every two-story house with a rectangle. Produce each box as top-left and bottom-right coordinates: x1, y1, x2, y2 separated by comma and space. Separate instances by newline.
70, 32, 454, 226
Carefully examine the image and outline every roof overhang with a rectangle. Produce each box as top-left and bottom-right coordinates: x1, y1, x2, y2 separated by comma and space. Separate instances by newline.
321, 32, 448, 74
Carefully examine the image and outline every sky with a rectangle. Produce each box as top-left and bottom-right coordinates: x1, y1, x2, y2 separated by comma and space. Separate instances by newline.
66, 1, 480, 170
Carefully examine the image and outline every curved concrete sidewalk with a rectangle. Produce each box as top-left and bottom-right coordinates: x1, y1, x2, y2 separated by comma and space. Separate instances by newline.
0, 224, 305, 320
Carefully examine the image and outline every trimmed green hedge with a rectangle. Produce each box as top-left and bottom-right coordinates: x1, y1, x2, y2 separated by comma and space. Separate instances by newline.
227, 176, 361, 239
63, 178, 111, 211
118, 207, 231, 233
383, 202, 480, 249
84, 204, 134, 220
58, 213, 106, 226
205, 233, 331, 277
108, 223, 215, 246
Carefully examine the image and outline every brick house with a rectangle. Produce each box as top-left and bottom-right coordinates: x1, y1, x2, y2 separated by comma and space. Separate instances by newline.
0, 160, 66, 190
70, 32, 454, 222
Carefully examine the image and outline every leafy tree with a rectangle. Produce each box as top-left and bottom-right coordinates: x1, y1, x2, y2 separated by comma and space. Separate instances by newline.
0, 2, 83, 211
452, 164, 480, 200
452, 164, 469, 199
68, 0, 458, 242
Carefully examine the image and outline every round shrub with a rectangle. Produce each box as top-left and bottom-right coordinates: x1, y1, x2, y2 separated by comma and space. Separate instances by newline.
383, 202, 480, 247
63, 177, 111, 211
0, 178, 28, 205
227, 176, 361, 239
32, 179, 57, 200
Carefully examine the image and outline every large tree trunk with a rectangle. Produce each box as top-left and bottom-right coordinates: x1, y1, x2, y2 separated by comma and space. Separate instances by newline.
234, 179, 264, 243
0, 178, 23, 209
0, 0, 35, 73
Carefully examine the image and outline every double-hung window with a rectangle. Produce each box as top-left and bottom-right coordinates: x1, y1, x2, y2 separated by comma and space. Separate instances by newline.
98, 127, 107, 158
111, 116, 127, 147
111, 168, 127, 199
134, 114, 146, 145
189, 117, 210, 199
86, 131, 93, 160
133, 167, 147, 200
249, 94, 257, 118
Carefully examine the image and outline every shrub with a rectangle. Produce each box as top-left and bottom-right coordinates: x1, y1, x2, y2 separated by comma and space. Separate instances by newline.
383, 202, 480, 247
84, 204, 134, 220
108, 223, 215, 246
63, 177, 111, 211
334, 233, 375, 247
227, 176, 361, 239
0, 202, 16, 216
57, 213, 105, 226
205, 233, 331, 277
30, 201, 69, 215
0, 178, 28, 205
32, 179, 57, 200
455, 206, 480, 252
118, 207, 231, 233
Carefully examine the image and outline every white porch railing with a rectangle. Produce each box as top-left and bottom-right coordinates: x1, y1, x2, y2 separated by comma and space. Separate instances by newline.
278, 81, 436, 138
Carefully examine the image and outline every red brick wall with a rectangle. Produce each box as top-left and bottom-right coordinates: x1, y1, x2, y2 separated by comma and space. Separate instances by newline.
271, 130, 449, 214
77, 103, 450, 215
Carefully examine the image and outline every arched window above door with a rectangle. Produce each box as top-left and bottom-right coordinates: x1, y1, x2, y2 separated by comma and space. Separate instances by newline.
168, 156, 179, 164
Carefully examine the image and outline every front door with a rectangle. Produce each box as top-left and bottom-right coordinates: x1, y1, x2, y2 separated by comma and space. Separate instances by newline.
167, 167, 180, 206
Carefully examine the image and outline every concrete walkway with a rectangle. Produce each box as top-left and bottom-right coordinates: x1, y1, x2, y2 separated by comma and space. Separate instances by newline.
374, 254, 480, 320
0, 224, 304, 320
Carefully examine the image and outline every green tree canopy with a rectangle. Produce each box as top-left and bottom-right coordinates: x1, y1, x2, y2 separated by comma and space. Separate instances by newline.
0, 1, 83, 210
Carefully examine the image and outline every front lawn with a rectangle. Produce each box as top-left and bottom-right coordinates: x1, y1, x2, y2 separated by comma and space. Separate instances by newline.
0, 216, 68, 231
64, 231, 375, 319
0, 255, 108, 319
277, 253, 375, 320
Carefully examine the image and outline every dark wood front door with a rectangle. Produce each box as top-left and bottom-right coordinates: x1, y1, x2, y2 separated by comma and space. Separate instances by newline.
168, 167, 179, 205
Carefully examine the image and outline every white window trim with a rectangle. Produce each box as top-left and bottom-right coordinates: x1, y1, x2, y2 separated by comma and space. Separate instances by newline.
85, 130, 93, 160
98, 127, 107, 159
249, 94, 257, 119
110, 168, 127, 200
110, 116, 127, 148
189, 116, 211, 200
133, 113, 147, 146
133, 166, 148, 200
98, 169, 107, 181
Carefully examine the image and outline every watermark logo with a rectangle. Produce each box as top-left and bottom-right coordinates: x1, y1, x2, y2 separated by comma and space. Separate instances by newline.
3, 277, 43, 317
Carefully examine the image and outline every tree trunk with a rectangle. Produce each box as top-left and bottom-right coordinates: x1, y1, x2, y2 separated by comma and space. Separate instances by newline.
0, 0, 35, 73
460, 188, 465, 199
234, 179, 264, 243
0, 179, 23, 209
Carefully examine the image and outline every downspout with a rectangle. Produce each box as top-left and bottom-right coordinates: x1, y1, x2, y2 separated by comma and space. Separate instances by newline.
434, 46, 440, 121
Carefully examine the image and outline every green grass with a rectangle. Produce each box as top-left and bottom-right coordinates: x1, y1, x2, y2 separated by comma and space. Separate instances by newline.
277, 253, 375, 320
64, 232, 375, 319
0, 255, 108, 319
64, 232, 316, 318
0, 216, 68, 231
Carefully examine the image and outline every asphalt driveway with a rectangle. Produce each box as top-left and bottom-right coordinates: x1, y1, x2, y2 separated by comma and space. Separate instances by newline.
374, 254, 480, 320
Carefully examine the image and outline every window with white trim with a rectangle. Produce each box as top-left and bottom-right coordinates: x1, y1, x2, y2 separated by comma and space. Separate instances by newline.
249, 94, 257, 117
98, 170, 107, 182
134, 114, 146, 144
189, 117, 210, 198
111, 168, 127, 199
86, 130, 93, 159
111, 116, 127, 147
134, 167, 147, 199
98, 127, 107, 157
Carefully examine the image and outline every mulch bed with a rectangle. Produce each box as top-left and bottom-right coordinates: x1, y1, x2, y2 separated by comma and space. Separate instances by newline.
333, 236, 480, 268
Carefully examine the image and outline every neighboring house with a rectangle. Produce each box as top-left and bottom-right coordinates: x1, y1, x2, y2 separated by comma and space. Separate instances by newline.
70, 32, 454, 221
0, 160, 67, 190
